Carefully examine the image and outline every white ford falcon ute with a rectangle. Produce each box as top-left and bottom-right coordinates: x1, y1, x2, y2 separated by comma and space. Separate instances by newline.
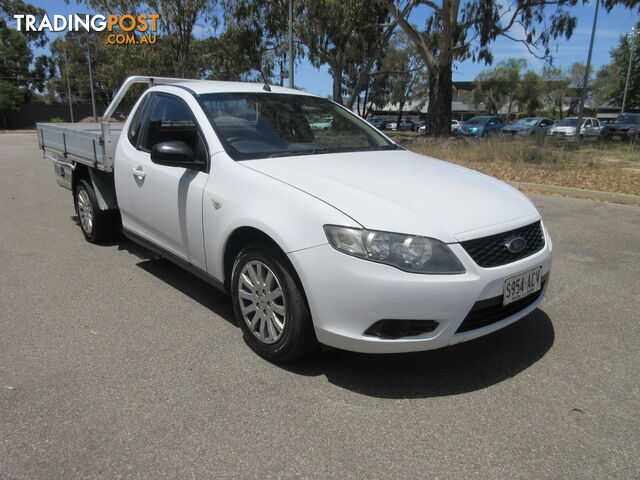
40, 78, 552, 362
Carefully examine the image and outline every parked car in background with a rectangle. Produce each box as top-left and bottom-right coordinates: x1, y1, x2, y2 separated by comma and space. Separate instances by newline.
501, 117, 555, 136
418, 119, 461, 135
455, 116, 504, 137
414, 121, 426, 132
600, 113, 640, 142
387, 121, 398, 131
547, 117, 601, 139
368, 118, 389, 130
397, 120, 415, 131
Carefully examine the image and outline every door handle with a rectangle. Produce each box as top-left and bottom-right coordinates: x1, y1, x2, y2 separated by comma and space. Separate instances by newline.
132, 167, 146, 178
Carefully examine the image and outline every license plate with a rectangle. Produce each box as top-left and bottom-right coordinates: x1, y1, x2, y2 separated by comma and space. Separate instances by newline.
503, 266, 542, 306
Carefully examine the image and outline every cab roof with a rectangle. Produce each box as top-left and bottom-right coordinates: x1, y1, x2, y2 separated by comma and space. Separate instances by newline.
167, 80, 315, 97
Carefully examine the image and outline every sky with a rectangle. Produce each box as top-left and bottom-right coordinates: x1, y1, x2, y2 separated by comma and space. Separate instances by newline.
25, 0, 639, 97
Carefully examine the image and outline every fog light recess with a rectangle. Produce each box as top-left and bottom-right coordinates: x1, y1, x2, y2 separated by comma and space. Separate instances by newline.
364, 319, 439, 339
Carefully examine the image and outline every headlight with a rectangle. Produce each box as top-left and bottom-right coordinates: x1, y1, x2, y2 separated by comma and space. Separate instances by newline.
323, 225, 465, 274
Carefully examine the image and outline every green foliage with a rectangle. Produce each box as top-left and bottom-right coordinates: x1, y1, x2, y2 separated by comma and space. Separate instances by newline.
223, 0, 304, 85
0, 0, 47, 47
471, 58, 526, 116
517, 71, 543, 116
375, 32, 428, 121
49, 117, 64, 123
0, 81, 23, 126
540, 66, 570, 118
80, 0, 219, 76
298, 0, 391, 103
594, 30, 640, 109
0, 0, 49, 126
386, 0, 581, 136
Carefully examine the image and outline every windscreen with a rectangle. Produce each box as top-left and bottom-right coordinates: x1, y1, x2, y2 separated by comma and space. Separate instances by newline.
556, 118, 578, 126
465, 117, 489, 125
515, 118, 539, 126
197, 92, 399, 160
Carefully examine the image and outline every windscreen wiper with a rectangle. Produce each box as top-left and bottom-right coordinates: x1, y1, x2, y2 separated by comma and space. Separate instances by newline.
268, 147, 342, 158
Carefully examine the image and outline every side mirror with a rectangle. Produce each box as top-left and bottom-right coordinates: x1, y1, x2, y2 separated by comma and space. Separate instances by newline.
150, 141, 204, 170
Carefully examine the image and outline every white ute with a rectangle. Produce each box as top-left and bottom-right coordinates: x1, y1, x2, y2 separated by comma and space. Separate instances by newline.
38, 76, 552, 361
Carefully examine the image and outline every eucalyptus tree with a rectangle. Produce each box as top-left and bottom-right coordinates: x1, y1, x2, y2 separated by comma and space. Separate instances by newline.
300, 0, 393, 105
594, 30, 640, 109
74, 0, 219, 76
471, 58, 526, 117
0, 0, 50, 125
385, 0, 582, 136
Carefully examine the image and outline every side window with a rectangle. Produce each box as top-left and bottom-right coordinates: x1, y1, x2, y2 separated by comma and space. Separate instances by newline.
584, 119, 592, 128
142, 95, 206, 161
127, 94, 151, 147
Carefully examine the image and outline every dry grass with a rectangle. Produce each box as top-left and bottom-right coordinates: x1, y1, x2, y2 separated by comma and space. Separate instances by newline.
398, 136, 640, 196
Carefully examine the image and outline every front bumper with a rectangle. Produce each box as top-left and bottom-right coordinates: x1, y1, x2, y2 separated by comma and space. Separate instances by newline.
502, 129, 530, 135
548, 130, 575, 137
288, 224, 552, 353
601, 129, 637, 140
456, 130, 482, 137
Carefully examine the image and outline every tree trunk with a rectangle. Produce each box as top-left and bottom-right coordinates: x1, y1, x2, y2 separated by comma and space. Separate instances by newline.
331, 63, 343, 104
396, 101, 406, 125
362, 83, 369, 118
426, 64, 453, 137
345, 70, 368, 109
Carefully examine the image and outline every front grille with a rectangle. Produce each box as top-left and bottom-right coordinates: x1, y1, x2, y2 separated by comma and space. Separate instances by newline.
460, 221, 545, 268
456, 276, 547, 333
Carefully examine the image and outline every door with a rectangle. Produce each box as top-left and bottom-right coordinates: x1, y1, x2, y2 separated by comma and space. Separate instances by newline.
588, 119, 602, 138
114, 93, 153, 232
130, 93, 210, 269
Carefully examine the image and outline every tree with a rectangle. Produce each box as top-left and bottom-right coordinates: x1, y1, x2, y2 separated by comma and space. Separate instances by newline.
517, 70, 543, 116
540, 66, 570, 118
194, 26, 263, 81
0, 0, 49, 126
385, 0, 581, 136
564, 62, 591, 115
594, 29, 640, 109
471, 58, 526, 118
222, 0, 304, 86
379, 32, 428, 123
78, 0, 219, 76
300, 0, 392, 104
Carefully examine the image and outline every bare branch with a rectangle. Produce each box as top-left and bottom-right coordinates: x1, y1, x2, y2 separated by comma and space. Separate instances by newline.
385, 0, 436, 67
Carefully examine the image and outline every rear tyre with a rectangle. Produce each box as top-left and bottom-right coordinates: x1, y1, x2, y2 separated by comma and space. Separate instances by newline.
74, 179, 119, 243
231, 245, 318, 362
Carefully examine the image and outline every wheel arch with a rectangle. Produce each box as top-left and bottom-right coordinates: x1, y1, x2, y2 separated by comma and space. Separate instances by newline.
222, 226, 302, 294
72, 165, 119, 212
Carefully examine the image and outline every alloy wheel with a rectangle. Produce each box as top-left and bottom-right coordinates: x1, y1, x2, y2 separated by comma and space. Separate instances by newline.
77, 189, 93, 234
238, 260, 286, 344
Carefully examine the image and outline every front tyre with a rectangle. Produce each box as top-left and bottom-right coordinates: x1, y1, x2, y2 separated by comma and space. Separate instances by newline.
231, 246, 318, 362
